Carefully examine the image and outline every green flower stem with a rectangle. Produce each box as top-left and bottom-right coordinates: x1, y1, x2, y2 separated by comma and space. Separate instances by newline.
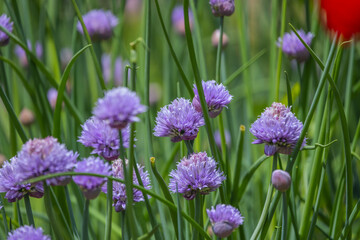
218, 114, 229, 191
286, 191, 300, 240
339, 199, 360, 240
24, 194, 35, 227
82, 199, 90, 240
16, 201, 23, 226
0, 195, 8, 234
215, 16, 224, 83
64, 185, 79, 238
231, 125, 245, 202
193, 195, 203, 240
104, 175, 113, 240
344, 41, 355, 119
43, 184, 64, 239
281, 193, 287, 240
185, 140, 194, 155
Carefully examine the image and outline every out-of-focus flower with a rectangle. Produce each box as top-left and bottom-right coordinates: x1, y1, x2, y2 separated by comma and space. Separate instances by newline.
19, 108, 35, 127
209, 0, 235, 17
272, 170, 291, 192
73, 157, 111, 199
101, 53, 124, 86
207, 204, 244, 238
154, 98, 204, 142
93, 87, 147, 129
193, 80, 232, 118
171, 6, 194, 36
8, 226, 50, 240
169, 152, 225, 200
77, 9, 118, 41
125, 0, 143, 16
250, 102, 306, 156
16, 137, 78, 186
78, 117, 131, 161
0, 14, 13, 47
214, 130, 231, 149
60, 48, 73, 70
277, 30, 314, 63
149, 82, 162, 105
47, 88, 58, 109
0, 157, 43, 202
211, 29, 229, 48
102, 159, 151, 212
14, 40, 43, 67
0, 154, 5, 167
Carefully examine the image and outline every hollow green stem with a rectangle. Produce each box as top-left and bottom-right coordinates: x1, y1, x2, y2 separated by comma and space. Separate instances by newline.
281, 193, 287, 240
24, 194, 35, 226
82, 199, 90, 240
193, 195, 203, 240
215, 16, 224, 83
104, 176, 113, 240
0, 195, 8, 234
184, 140, 194, 155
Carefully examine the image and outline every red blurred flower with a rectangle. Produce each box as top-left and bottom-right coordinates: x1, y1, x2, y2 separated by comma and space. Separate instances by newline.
320, 0, 360, 40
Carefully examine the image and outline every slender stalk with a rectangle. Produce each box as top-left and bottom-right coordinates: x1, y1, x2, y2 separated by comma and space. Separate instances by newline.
24, 194, 35, 226
281, 193, 287, 240
287, 191, 300, 240
82, 199, 90, 240
215, 16, 224, 83
231, 125, 245, 201
193, 195, 202, 240
16, 201, 23, 226
0, 195, 8, 234
184, 140, 194, 155
104, 175, 113, 240
64, 186, 79, 238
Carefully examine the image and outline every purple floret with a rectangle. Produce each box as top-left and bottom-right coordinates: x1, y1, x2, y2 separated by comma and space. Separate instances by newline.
277, 30, 314, 63
169, 152, 225, 200
250, 102, 306, 156
16, 137, 78, 186
154, 98, 205, 142
101, 53, 126, 86
77, 9, 118, 41
8, 225, 50, 240
209, 0, 235, 17
192, 80, 232, 118
93, 87, 147, 129
0, 14, 13, 47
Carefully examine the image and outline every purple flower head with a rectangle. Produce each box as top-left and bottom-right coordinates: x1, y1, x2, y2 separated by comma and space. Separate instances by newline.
0, 14, 13, 47
77, 9, 118, 41
102, 159, 151, 212
101, 53, 125, 86
169, 152, 225, 200
193, 80, 232, 118
154, 98, 205, 142
149, 82, 162, 105
171, 6, 194, 35
93, 87, 147, 129
209, 0, 235, 17
16, 137, 78, 186
250, 102, 306, 156
0, 157, 43, 202
47, 88, 58, 109
214, 130, 231, 148
8, 225, 50, 240
78, 117, 131, 161
277, 30, 314, 63
272, 170, 291, 192
74, 157, 111, 199
207, 204, 244, 238
14, 40, 43, 67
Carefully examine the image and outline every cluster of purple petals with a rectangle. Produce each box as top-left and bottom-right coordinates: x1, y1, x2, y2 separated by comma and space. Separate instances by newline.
14, 40, 43, 67
209, 0, 235, 17
207, 204, 244, 238
169, 152, 225, 200
16, 137, 78, 186
102, 159, 151, 212
101, 53, 125, 86
93, 87, 147, 129
154, 98, 205, 142
192, 80, 232, 118
74, 157, 111, 199
171, 6, 194, 35
77, 9, 118, 40
0, 14, 13, 46
8, 225, 50, 240
250, 102, 306, 156
0, 157, 43, 202
277, 30, 314, 63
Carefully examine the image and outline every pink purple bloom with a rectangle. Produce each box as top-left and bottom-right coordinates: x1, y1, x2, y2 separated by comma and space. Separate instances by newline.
101, 53, 125, 86
171, 6, 194, 35
154, 98, 204, 142
0, 157, 43, 202
277, 30, 314, 63
102, 159, 151, 212
212, 29, 229, 48
250, 102, 306, 156
47, 88, 58, 109
214, 130, 231, 148
78, 117, 130, 161
14, 40, 43, 67
169, 152, 225, 200
16, 137, 78, 186
209, 0, 235, 17
73, 157, 111, 199
192, 80, 232, 118
0, 14, 13, 46
77, 9, 118, 41
93, 87, 147, 129
8, 225, 50, 240
272, 170, 291, 192
207, 204, 244, 238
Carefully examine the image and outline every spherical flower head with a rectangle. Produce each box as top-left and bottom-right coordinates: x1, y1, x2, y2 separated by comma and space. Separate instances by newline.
250, 102, 306, 156
77, 9, 118, 41
0, 14, 13, 47
206, 204, 244, 238
169, 152, 225, 200
193, 80, 233, 118
154, 98, 205, 142
74, 157, 111, 199
19, 108, 35, 127
101, 53, 124, 86
16, 137, 78, 186
277, 30, 314, 63
14, 40, 43, 67
211, 29, 229, 48
102, 159, 151, 212
8, 225, 50, 240
214, 130, 231, 149
47, 88, 58, 109
209, 0, 235, 17
171, 6, 194, 35
272, 170, 291, 192
93, 87, 147, 129
0, 157, 43, 202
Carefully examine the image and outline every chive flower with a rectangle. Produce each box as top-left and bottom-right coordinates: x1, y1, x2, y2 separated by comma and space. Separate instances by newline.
8, 226, 50, 240
47, 88, 58, 109
154, 98, 205, 142
0, 14, 13, 47
171, 6, 194, 35
14, 40, 43, 67
169, 152, 225, 200
192, 80, 233, 118
272, 170, 291, 192
207, 204, 244, 238
250, 102, 306, 156
101, 53, 125, 86
209, 0, 235, 17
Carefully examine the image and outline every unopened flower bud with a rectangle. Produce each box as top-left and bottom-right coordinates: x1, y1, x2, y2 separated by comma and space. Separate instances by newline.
212, 29, 229, 48
19, 108, 35, 127
272, 170, 291, 192
209, 0, 235, 17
